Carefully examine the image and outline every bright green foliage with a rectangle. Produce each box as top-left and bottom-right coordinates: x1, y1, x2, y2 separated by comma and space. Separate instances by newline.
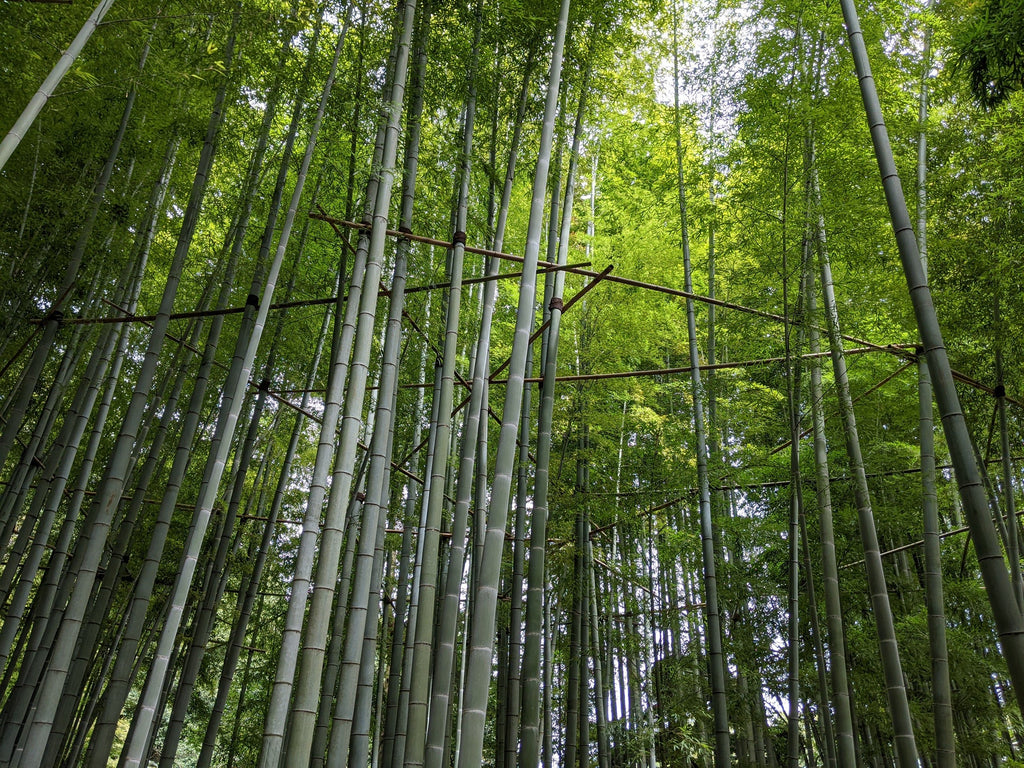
953, 0, 1024, 108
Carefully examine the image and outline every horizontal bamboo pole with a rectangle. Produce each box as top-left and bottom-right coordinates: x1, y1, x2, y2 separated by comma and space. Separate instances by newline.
48, 262, 586, 326
842, 509, 1024, 570
391, 344, 910, 389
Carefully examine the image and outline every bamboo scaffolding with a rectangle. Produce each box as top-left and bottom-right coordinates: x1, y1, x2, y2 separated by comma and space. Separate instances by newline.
313, 214, 1018, 406
95, 302, 446, 503
50, 217, 1013, 405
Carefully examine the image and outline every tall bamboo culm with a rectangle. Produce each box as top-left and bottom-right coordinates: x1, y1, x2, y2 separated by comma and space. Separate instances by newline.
838, 0, 1024, 714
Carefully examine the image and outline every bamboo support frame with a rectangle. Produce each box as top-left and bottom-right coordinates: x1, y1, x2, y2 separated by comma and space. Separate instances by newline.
40, 215, 1013, 406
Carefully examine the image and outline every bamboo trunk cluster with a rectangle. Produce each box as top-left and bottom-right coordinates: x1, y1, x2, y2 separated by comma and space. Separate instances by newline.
1, 2, 1020, 768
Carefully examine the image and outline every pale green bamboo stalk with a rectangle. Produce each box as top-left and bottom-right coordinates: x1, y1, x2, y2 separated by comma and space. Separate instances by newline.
315, 13, 419, 753
353, 521, 390, 768
395, 361, 444, 768
349, 381, 402, 768
914, 30, 955, 762
120, 13, 344, 764
196, 299, 330, 768
401, 34, 482, 768
0, 0, 115, 172
282, 7, 411, 767
522, 48, 590, 768
322, 247, 409, 768
457, 2, 571, 766
588, 538, 611, 768
155, 383, 271, 768
504, 349, 532, 768
542, 580, 553, 768
422, 11, 483, 766
783, 197, 803, 768
564, 496, 584, 768
807, 275, 857, 768
311, 487, 364, 767
997, 351, 1022, 612
380, 503, 417, 767
363, 8, 430, 761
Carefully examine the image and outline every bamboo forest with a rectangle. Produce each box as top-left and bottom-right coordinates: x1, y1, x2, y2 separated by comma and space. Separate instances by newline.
2, 0, 1024, 765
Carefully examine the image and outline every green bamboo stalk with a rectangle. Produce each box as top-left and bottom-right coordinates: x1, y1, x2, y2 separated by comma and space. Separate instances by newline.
395, 360, 444, 768
807, 270, 858, 768
588, 538, 611, 768
814, 169, 920, 766
914, 29, 955, 762
996, 351, 1022, 612
312, 487, 364, 767
423, 12, 485, 762
0, 0, 116, 172
837, 0, 1024, 714
672, 6, 729, 763
371, 8, 431, 762
196, 299, 330, 768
